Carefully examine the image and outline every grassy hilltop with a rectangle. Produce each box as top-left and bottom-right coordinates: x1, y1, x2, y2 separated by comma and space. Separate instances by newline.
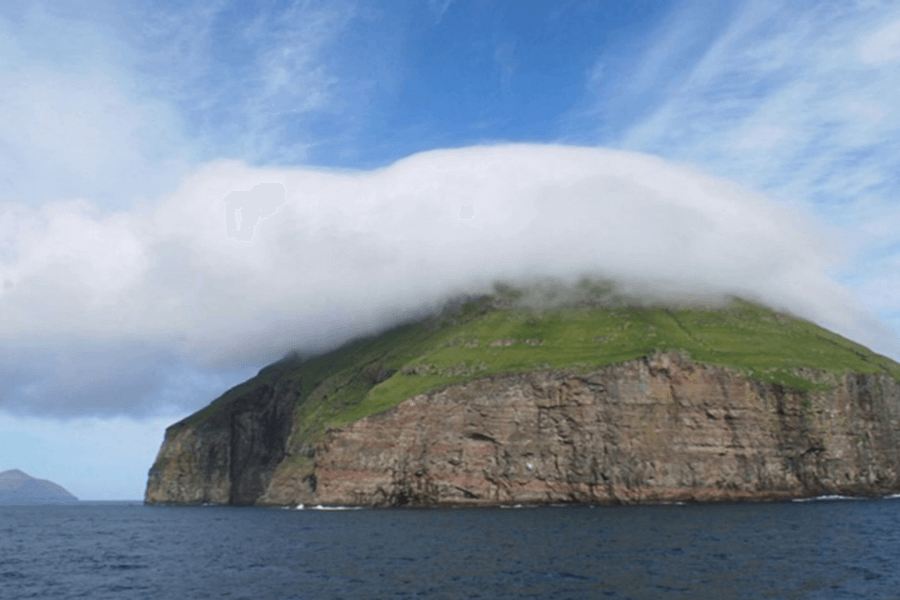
177, 284, 900, 467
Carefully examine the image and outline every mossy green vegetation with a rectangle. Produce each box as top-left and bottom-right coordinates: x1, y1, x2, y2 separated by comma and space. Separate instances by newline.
179, 288, 900, 456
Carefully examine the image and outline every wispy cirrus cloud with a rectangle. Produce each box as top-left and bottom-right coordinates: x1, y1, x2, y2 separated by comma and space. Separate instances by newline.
621, 1, 900, 207
580, 0, 900, 337
0, 0, 365, 212
130, 0, 359, 165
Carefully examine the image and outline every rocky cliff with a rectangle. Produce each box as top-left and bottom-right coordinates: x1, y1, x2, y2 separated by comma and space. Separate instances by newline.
145, 376, 297, 505
147, 352, 900, 507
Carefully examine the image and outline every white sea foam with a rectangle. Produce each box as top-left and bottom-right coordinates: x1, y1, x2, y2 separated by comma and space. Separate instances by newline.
792, 495, 858, 502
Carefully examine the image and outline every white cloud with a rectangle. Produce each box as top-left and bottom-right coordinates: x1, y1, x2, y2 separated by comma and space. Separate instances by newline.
606, 0, 900, 207
0, 0, 362, 213
581, 0, 900, 359
858, 17, 900, 65
133, 0, 357, 165
0, 3, 190, 209
2, 144, 897, 418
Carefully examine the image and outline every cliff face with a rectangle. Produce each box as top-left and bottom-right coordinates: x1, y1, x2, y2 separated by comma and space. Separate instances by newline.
147, 352, 900, 507
145, 378, 298, 505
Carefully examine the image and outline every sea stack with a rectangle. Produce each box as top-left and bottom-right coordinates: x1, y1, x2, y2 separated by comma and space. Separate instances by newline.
0, 469, 79, 505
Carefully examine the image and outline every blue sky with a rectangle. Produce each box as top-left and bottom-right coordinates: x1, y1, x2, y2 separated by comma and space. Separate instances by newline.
1, 0, 899, 499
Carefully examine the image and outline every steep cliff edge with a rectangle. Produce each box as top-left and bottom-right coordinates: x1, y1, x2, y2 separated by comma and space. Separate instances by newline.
146, 294, 900, 507
269, 355, 900, 506
145, 376, 297, 505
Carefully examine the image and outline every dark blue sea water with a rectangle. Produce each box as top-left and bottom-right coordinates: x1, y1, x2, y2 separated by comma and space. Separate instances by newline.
2, 498, 900, 599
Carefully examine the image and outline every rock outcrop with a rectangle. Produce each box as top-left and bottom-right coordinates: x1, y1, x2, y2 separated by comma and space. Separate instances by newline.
147, 352, 900, 507
0, 469, 79, 505
145, 377, 298, 505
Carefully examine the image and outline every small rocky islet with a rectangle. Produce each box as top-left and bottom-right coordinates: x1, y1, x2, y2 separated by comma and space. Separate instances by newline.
145, 285, 900, 508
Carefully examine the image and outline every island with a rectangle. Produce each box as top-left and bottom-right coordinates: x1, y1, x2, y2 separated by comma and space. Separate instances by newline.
0, 469, 79, 505
145, 284, 900, 507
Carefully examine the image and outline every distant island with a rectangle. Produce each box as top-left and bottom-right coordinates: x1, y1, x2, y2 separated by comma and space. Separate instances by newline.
0, 469, 79, 505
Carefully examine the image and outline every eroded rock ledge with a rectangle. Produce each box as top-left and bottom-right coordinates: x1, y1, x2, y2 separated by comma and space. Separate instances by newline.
146, 353, 900, 507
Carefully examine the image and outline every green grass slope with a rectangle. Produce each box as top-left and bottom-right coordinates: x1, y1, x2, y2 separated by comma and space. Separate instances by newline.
177, 289, 900, 459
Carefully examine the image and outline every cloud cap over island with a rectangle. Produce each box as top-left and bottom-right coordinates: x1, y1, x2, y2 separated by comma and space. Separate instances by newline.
2, 144, 897, 418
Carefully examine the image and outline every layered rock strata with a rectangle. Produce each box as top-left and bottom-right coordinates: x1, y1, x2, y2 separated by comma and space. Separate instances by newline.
146, 353, 900, 507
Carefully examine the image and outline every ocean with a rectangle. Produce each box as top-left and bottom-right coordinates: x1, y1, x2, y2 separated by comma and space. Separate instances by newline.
2, 497, 899, 599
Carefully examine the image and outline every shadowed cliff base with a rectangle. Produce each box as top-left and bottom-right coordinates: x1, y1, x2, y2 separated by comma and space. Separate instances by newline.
145, 286, 900, 507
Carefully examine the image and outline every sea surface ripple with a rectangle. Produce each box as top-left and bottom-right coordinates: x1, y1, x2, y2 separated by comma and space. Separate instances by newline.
1, 497, 900, 599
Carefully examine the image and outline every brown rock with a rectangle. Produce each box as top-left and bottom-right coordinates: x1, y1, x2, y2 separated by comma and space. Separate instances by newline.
147, 352, 900, 507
